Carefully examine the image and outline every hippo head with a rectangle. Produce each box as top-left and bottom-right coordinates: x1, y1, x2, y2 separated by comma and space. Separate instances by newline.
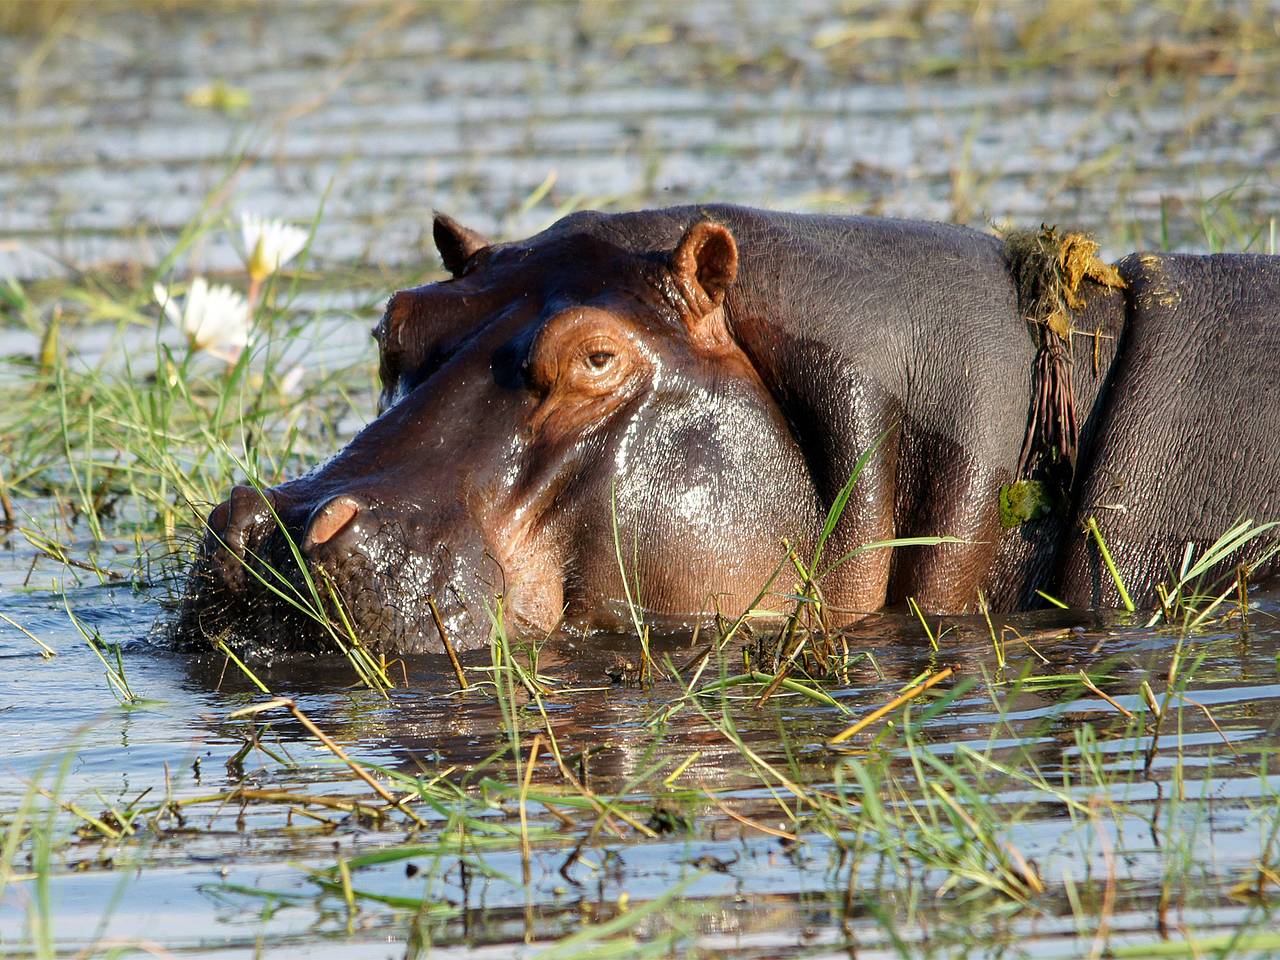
177, 210, 820, 654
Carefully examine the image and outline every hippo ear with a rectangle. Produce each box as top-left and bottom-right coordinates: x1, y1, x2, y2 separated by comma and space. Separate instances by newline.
432, 212, 491, 277
671, 220, 739, 313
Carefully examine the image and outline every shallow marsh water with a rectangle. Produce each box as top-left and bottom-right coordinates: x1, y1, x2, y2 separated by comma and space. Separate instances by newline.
3, 0, 1280, 956
4, 0, 1280, 279
4, 529, 1280, 956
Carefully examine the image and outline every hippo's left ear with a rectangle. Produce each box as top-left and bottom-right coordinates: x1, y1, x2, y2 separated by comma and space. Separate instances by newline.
433, 212, 491, 277
671, 220, 739, 314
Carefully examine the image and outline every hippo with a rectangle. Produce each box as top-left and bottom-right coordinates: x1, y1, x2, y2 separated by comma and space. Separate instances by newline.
176, 205, 1280, 655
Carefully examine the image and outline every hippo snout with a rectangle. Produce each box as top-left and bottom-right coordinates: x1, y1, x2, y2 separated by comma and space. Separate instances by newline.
200, 486, 388, 598
203, 484, 282, 593
179, 482, 487, 656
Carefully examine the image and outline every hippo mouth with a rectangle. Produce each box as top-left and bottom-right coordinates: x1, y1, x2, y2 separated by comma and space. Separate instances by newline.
172, 485, 491, 658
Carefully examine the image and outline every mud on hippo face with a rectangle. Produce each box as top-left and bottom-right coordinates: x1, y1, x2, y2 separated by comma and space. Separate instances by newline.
177, 212, 820, 654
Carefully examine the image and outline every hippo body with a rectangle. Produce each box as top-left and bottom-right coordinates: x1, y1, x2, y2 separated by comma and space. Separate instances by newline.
178, 206, 1280, 654
1059, 252, 1280, 602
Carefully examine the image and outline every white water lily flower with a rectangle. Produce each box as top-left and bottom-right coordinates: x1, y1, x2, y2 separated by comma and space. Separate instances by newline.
240, 212, 309, 281
154, 277, 252, 363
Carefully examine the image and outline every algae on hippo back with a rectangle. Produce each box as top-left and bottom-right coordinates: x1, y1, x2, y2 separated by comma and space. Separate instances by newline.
1002, 225, 1127, 486
177, 205, 1280, 656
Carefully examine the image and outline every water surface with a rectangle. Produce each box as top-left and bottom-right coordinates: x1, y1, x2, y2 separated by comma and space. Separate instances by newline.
3, 1, 1280, 956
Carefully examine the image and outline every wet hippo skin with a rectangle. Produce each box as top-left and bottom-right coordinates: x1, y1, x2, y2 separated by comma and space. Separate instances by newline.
177, 206, 1280, 654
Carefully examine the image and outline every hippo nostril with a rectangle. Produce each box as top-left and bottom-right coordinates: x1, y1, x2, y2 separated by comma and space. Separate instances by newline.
303, 495, 364, 551
203, 485, 279, 594
223, 484, 278, 555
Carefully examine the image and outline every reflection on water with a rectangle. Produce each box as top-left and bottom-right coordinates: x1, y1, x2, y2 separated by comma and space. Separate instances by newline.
3, 519, 1279, 955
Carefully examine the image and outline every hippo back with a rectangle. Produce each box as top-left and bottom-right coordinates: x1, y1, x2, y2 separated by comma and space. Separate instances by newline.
1059, 252, 1280, 605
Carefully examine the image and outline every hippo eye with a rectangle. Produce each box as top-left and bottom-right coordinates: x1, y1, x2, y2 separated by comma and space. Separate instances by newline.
534, 327, 630, 395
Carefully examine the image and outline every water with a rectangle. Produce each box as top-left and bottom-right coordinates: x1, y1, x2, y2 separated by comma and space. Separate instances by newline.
4, 0, 1280, 955
3, 1, 1278, 280
4, 525, 1280, 955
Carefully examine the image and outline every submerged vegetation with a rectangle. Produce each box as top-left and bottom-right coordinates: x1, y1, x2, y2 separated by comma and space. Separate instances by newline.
4, 0, 1280, 956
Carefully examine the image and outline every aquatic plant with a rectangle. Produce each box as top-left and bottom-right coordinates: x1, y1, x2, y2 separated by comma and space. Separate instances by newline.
153, 276, 252, 364
239, 211, 310, 296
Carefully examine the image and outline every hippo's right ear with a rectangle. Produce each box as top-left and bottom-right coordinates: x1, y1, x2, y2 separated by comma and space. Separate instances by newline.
671, 220, 738, 315
432, 212, 491, 277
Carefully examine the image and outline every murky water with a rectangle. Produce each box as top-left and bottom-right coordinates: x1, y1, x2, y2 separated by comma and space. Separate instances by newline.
4, 1, 1280, 956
